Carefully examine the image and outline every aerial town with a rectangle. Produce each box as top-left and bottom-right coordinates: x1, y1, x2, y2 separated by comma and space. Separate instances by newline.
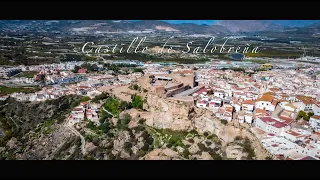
1, 57, 320, 160
1, 20, 320, 160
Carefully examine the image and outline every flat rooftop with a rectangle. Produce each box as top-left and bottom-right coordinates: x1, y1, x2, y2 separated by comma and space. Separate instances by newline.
173, 86, 202, 97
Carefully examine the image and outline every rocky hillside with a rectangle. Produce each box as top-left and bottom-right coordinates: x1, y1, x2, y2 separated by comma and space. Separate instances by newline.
0, 92, 272, 160
0, 95, 83, 146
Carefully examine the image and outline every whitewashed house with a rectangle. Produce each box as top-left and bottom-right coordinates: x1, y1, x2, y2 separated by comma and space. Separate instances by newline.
255, 116, 290, 136
242, 100, 255, 112
310, 115, 320, 132
255, 95, 277, 112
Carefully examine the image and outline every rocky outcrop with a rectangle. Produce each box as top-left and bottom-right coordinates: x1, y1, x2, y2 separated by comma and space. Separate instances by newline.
85, 142, 97, 154
142, 94, 194, 131
225, 144, 248, 160
142, 148, 185, 160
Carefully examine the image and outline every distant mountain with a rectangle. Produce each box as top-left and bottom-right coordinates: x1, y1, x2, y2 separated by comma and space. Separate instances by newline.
295, 21, 320, 34
0, 20, 230, 35
214, 20, 284, 33
0, 20, 317, 35
160, 20, 320, 27
263, 20, 320, 27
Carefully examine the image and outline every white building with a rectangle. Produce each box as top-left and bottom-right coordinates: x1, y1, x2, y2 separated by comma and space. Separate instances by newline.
312, 104, 320, 116
255, 116, 290, 136
196, 100, 208, 108
283, 104, 297, 112
310, 115, 320, 132
255, 95, 277, 112
242, 100, 255, 112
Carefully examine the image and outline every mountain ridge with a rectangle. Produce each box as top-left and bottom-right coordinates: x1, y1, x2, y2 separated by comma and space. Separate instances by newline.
0, 20, 319, 35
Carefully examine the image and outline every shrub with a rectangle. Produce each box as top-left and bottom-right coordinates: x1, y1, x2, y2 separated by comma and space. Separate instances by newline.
141, 143, 149, 151
138, 118, 146, 125
265, 156, 273, 160
197, 143, 209, 151
166, 143, 172, 148
99, 122, 110, 133
220, 120, 228, 125
210, 152, 222, 160
140, 131, 148, 140
92, 92, 109, 103
183, 149, 190, 159
215, 140, 222, 146
81, 96, 91, 102
137, 150, 146, 157
205, 141, 212, 146
203, 132, 209, 137
207, 135, 213, 139
145, 136, 154, 145
189, 129, 198, 135
234, 136, 243, 141
131, 95, 143, 110
124, 142, 132, 153
242, 137, 255, 160
116, 113, 132, 130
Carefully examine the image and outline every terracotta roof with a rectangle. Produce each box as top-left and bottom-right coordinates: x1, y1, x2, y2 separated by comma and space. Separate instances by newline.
255, 108, 269, 115
271, 100, 278, 106
263, 92, 274, 96
285, 130, 301, 137
314, 132, 320, 136
256, 95, 273, 102
242, 100, 255, 105
311, 115, 320, 120
296, 95, 315, 105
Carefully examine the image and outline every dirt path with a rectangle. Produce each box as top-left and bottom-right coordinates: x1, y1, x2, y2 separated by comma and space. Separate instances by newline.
102, 107, 114, 117
66, 125, 86, 155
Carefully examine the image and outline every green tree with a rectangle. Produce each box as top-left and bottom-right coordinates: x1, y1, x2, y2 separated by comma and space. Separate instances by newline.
120, 101, 131, 110
99, 122, 110, 133
92, 92, 109, 103
307, 112, 314, 120
132, 95, 143, 110
73, 65, 81, 73
81, 96, 91, 102
297, 111, 308, 120
133, 68, 144, 73
116, 113, 132, 130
